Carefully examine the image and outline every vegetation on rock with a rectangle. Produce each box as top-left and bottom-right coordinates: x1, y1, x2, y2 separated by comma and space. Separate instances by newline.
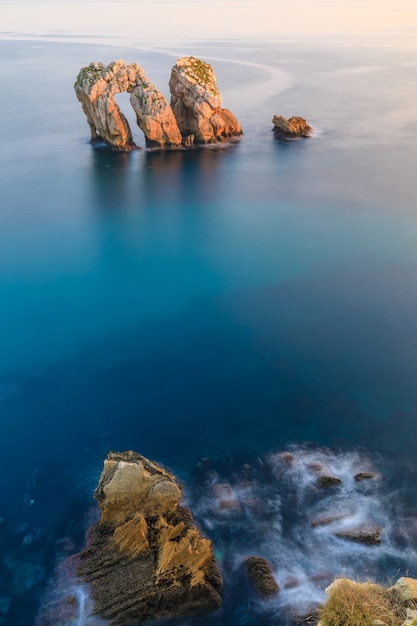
319, 578, 406, 626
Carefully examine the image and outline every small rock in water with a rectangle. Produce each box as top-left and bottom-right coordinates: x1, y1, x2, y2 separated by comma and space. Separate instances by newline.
317, 475, 343, 488
311, 512, 352, 527
272, 115, 312, 138
334, 523, 382, 545
244, 556, 280, 598
354, 471, 379, 482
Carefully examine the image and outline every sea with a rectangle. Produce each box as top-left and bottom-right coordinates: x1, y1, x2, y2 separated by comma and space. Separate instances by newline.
1, 5, 417, 624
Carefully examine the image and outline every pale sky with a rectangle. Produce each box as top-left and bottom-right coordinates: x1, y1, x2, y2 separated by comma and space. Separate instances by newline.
0, 0, 416, 44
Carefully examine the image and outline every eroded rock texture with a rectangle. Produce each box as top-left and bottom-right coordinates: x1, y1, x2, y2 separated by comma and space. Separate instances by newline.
74, 60, 182, 150
75, 57, 242, 150
272, 115, 312, 138
244, 556, 280, 598
169, 56, 242, 144
77, 451, 222, 626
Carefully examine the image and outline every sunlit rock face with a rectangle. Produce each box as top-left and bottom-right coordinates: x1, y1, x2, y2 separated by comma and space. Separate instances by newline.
272, 115, 312, 138
74, 60, 182, 150
76, 451, 222, 626
75, 57, 242, 150
169, 56, 242, 144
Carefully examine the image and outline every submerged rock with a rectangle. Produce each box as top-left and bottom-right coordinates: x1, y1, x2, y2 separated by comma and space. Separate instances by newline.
354, 471, 379, 482
317, 474, 343, 489
74, 60, 182, 150
334, 523, 382, 545
310, 512, 352, 527
169, 56, 242, 144
76, 451, 222, 625
244, 556, 280, 598
272, 115, 312, 138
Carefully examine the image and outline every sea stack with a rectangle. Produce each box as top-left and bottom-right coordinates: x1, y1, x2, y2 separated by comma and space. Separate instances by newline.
75, 57, 242, 150
76, 451, 222, 625
169, 56, 242, 145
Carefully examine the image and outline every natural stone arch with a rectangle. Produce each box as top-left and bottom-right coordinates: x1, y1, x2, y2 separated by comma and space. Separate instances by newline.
74, 57, 242, 151
74, 60, 182, 150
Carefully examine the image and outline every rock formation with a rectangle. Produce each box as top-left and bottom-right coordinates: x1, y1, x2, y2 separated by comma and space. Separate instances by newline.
75, 57, 242, 150
334, 523, 382, 545
169, 56, 242, 144
244, 556, 280, 598
76, 451, 222, 625
74, 60, 182, 150
272, 115, 312, 138
354, 471, 379, 481
388, 577, 417, 603
317, 474, 343, 488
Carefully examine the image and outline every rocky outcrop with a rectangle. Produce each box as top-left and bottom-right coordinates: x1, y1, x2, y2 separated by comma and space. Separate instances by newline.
354, 471, 379, 481
317, 474, 342, 488
75, 57, 242, 150
244, 556, 280, 598
74, 60, 182, 150
76, 451, 222, 625
320, 577, 417, 626
310, 512, 351, 527
334, 523, 382, 545
388, 577, 417, 603
169, 56, 242, 144
272, 115, 312, 138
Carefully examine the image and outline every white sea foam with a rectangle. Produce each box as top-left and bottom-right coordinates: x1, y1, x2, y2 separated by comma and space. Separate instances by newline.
188, 446, 417, 621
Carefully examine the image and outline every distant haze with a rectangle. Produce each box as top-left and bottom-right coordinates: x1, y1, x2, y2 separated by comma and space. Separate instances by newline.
1, 0, 416, 44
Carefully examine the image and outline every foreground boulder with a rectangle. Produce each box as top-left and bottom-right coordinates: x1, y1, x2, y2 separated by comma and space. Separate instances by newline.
388, 577, 417, 603
272, 115, 312, 138
76, 451, 222, 625
319, 577, 414, 626
169, 56, 242, 144
74, 60, 182, 150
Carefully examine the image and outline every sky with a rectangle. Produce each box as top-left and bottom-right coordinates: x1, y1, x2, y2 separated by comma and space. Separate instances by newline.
0, 0, 416, 44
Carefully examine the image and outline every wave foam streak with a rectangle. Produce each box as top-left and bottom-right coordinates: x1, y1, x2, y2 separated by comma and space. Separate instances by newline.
187, 446, 417, 624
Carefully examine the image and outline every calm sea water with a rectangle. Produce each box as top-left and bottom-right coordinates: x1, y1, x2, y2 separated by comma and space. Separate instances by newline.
1, 31, 417, 625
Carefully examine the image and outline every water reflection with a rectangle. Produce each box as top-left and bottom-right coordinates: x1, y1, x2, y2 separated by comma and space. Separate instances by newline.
142, 147, 230, 207
89, 147, 133, 212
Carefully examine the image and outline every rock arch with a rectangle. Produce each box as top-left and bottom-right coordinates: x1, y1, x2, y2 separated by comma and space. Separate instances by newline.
74, 60, 182, 150
74, 57, 242, 151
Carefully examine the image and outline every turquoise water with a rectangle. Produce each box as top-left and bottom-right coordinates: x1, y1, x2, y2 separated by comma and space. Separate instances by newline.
1, 35, 417, 624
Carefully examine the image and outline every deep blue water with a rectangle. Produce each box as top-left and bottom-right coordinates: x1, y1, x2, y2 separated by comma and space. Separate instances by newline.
1, 37, 417, 624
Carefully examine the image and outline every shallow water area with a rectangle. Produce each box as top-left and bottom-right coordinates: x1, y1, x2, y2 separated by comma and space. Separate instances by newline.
1, 9, 417, 624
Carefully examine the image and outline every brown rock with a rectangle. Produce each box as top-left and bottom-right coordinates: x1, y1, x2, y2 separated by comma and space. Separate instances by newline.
169, 56, 242, 144
317, 475, 342, 488
76, 451, 222, 625
272, 115, 312, 138
283, 577, 300, 589
334, 523, 382, 545
244, 556, 280, 598
388, 577, 417, 603
74, 60, 182, 150
354, 472, 379, 482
